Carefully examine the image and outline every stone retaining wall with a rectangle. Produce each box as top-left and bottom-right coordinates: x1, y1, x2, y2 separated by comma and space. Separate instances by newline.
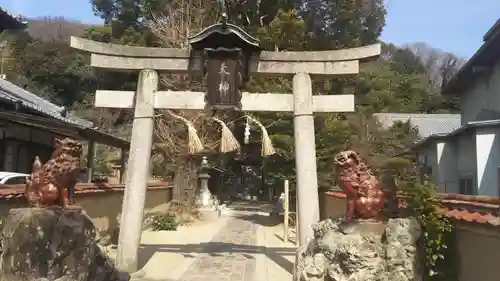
0, 182, 172, 238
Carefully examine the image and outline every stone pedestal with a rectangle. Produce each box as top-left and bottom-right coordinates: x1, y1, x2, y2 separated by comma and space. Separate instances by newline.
293, 217, 422, 281
198, 173, 212, 207
199, 208, 222, 221
0, 207, 129, 281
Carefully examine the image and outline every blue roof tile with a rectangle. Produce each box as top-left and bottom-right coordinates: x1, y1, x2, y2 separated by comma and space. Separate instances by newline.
373, 113, 461, 138
0, 79, 93, 128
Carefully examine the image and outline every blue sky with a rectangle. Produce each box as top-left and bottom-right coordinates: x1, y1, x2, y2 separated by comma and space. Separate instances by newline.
1, 0, 499, 58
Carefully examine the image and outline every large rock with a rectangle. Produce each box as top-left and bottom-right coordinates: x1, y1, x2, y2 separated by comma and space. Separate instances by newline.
0, 208, 129, 281
294, 217, 422, 281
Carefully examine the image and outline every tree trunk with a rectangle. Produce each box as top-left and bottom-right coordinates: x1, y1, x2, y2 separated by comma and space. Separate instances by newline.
173, 159, 187, 202
185, 159, 198, 209
172, 156, 198, 213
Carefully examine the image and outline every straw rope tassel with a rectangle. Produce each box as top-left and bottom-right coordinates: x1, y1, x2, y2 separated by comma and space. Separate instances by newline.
246, 116, 276, 156
166, 110, 204, 154
212, 117, 240, 153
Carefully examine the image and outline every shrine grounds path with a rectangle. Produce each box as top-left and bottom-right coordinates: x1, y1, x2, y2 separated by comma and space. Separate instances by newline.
130, 202, 297, 281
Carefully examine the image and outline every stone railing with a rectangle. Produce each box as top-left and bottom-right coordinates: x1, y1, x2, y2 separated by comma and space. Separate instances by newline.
0, 182, 173, 237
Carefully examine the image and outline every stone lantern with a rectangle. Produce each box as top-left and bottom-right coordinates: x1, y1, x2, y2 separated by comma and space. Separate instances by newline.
196, 156, 222, 221
198, 156, 212, 207
188, 17, 260, 110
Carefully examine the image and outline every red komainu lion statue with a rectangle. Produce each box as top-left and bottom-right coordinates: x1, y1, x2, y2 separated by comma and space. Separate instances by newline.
24, 137, 84, 208
334, 150, 384, 220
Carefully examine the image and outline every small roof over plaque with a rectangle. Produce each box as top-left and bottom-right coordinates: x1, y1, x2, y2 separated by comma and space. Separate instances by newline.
188, 22, 260, 52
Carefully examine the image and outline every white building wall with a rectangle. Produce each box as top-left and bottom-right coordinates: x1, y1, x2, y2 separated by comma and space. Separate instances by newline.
416, 129, 500, 196
461, 75, 490, 124
456, 135, 476, 179
436, 140, 458, 193
475, 127, 500, 196
461, 61, 500, 124
417, 139, 459, 193
416, 142, 438, 183
422, 37, 500, 195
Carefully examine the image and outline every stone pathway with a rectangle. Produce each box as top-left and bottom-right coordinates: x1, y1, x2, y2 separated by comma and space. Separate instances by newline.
133, 202, 296, 281
178, 212, 258, 281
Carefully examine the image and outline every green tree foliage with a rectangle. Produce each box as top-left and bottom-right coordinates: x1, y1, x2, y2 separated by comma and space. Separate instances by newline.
90, 0, 162, 45
6, 0, 463, 187
293, 0, 386, 49
10, 38, 93, 106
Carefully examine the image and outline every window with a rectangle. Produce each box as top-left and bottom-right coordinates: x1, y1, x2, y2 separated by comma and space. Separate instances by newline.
4, 176, 27, 185
459, 177, 475, 195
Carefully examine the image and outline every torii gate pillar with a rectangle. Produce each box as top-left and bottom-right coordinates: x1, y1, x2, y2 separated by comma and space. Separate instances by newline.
293, 72, 320, 245
115, 69, 157, 272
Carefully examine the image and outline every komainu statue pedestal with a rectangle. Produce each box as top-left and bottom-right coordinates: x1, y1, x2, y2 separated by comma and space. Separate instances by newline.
0, 207, 129, 281
293, 217, 422, 281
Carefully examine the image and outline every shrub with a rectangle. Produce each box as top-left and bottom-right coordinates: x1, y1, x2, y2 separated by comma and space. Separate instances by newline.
148, 213, 179, 231
400, 180, 457, 281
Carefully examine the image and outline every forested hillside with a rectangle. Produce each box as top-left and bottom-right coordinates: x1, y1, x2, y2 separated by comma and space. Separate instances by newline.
26, 16, 89, 42
2, 0, 465, 187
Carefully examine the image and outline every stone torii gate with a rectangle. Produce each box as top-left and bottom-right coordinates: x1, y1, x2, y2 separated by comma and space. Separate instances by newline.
71, 23, 380, 272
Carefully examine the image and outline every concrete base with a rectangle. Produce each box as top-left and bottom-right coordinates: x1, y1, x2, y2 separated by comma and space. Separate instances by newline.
199, 209, 221, 222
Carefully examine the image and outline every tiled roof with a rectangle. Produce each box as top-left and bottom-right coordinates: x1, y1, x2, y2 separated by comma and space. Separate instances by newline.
373, 113, 461, 139
442, 18, 500, 95
484, 19, 500, 42
438, 193, 500, 226
439, 208, 500, 226
324, 191, 500, 227
0, 79, 93, 128
0, 182, 171, 200
0, 7, 26, 27
412, 118, 500, 149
